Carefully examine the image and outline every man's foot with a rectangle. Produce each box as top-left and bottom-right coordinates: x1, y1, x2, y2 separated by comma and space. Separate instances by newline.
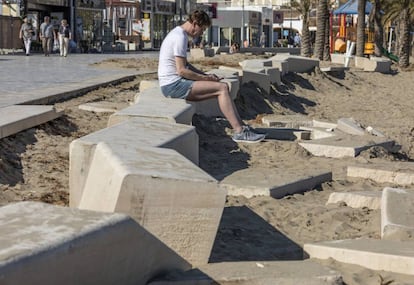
232, 126, 266, 143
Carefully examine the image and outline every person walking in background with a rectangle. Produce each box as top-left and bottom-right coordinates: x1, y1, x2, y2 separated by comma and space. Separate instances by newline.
158, 10, 266, 143
19, 17, 34, 56
294, 32, 301, 47
39, 16, 56, 56
259, 32, 266, 48
58, 19, 71, 57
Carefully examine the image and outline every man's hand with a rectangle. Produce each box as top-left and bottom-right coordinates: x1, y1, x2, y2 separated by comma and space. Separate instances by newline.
205, 74, 223, 81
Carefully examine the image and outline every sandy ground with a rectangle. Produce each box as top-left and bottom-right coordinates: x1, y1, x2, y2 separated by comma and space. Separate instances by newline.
1, 53, 414, 285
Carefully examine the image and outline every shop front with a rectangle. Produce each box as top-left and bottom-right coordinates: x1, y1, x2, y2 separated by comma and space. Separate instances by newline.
75, 0, 104, 52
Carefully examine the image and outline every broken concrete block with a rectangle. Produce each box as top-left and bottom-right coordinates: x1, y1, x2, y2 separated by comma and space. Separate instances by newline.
299, 134, 394, 158
0, 202, 189, 285
239, 59, 272, 69
304, 238, 414, 275
241, 70, 270, 94
347, 162, 414, 185
381, 187, 414, 241
139, 80, 159, 91
148, 260, 343, 285
78, 142, 226, 266
254, 127, 311, 141
70, 118, 199, 208
337, 118, 366, 136
221, 167, 332, 198
326, 191, 382, 209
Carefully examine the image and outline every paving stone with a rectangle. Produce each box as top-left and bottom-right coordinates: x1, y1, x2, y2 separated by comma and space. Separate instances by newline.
0, 201, 189, 285
148, 260, 343, 285
220, 167, 332, 198
381, 187, 414, 241
299, 134, 395, 158
326, 191, 382, 209
78, 142, 226, 266
304, 238, 414, 275
320, 66, 349, 73
0, 105, 62, 139
337, 117, 366, 136
78, 101, 129, 113
347, 162, 414, 185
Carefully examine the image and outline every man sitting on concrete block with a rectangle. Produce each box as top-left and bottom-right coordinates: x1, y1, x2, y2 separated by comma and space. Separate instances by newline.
158, 10, 265, 144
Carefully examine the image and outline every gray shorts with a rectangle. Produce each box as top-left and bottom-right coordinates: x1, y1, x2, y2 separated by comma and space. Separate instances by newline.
161, 78, 194, 99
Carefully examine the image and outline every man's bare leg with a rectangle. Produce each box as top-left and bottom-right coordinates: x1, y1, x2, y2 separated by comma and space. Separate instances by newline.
187, 81, 243, 133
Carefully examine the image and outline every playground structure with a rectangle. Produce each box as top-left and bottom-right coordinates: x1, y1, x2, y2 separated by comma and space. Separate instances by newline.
331, 0, 374, 55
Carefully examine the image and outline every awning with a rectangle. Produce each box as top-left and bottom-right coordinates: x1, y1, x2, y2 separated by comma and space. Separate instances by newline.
333, 0, 372, 15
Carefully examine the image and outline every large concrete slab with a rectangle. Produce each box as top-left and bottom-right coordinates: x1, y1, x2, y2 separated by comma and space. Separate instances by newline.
304, 239, 414, 275
254, 127, 311, 141
347, 162, 414, 185
241, 70, 271, 94
78, 142, 226, 266
327, 191, 382, 209
0, 105, 62, 139
0, 201, 189, 285
149, 260, 343, 285
69, 118, 199, 208
220, 167, 332, 198
299, 134, 395, 158
381, 187, 414, 241
109, 88, 195, 126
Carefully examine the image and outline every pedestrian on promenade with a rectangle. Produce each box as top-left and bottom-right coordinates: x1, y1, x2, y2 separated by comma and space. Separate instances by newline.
19, 17, 34, 56
158, 10, 265, 143
39, 16, 56, 56
58, 19, 71, 57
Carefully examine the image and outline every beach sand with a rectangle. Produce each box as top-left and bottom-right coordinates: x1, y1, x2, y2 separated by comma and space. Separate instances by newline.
1, 53, 414, 284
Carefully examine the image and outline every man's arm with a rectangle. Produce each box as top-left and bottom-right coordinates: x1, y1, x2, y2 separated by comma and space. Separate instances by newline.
175, 56, 221, 82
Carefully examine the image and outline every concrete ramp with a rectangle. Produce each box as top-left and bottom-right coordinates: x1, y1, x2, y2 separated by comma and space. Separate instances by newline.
0, 201, 189, 285
0, 105, 62, 139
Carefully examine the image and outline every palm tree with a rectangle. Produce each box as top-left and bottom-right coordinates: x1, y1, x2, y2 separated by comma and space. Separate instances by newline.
314, 0, 329, 60
382, 0, 414, 67
356, 0, 366, 57
369, 0, 384, 56
291, 0, 313, 57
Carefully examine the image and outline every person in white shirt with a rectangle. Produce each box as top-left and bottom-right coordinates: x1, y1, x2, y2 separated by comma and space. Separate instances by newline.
19, 17, 34, 56
158, 10, 265, 143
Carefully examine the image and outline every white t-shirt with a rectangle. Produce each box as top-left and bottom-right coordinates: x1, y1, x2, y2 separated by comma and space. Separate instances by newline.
158, 26, 188, 87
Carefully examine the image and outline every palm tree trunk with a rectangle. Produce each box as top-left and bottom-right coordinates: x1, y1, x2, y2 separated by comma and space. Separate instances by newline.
356, 0, 366, 57
314, 0, 328, 60
372, 0, 383, 56
323, 14, 331, 61
398, 7, 410, 68
301, 5, 312, 57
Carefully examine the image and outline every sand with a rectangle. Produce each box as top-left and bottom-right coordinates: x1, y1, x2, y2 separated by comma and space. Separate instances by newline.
1, 53, 414, 285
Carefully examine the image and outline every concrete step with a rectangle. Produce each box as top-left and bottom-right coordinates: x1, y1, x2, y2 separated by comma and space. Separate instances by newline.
347, 162, 414, 185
